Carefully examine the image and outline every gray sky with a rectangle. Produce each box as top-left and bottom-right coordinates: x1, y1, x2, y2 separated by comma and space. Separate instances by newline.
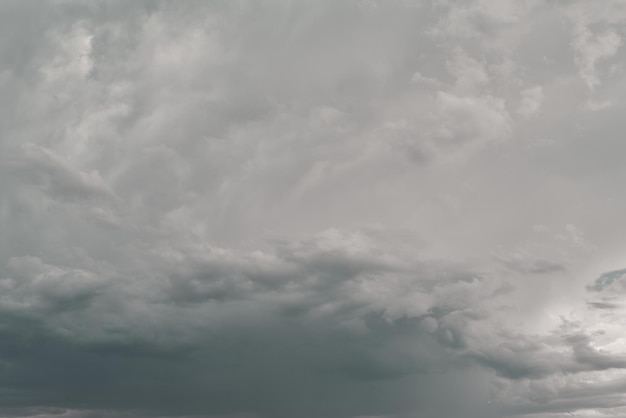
2, 1, 626, 417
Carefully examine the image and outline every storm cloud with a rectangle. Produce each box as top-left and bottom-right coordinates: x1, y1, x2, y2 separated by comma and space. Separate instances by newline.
2, 1, 626, 417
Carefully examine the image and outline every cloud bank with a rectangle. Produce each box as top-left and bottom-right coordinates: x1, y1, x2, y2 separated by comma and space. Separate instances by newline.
2, 1, 626, 417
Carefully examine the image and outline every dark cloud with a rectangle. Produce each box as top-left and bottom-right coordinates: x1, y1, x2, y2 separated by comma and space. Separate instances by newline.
587, 268, 626, 292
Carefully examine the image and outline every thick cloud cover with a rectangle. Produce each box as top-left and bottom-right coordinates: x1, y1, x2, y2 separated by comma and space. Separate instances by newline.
3, 1, 626, 417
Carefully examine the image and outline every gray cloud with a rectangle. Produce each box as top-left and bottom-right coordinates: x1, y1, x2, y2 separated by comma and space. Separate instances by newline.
3, 1, 626, 417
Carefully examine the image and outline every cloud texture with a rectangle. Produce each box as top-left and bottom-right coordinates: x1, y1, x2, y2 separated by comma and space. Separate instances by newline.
3, 1, 626, 417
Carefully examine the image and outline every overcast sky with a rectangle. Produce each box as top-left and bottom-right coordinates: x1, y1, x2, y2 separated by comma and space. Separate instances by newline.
2, 1, 626, 417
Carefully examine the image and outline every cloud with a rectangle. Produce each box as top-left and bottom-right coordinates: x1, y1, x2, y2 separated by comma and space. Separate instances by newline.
446, 48, 489, 92
434, 91, 512, 147
3, 1, 626, 418
569, 9, 623, 89
0, 226, 622, 418
517, 86, 544, 116
587, 268, 626, 292
5, 143, 115, 203
0, 228, 498, 417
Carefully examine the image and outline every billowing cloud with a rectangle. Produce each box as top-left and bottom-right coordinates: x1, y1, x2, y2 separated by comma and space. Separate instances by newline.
3, 1, 626, 418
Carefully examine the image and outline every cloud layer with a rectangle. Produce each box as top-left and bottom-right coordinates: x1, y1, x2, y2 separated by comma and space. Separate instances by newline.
3, 1, 626, 417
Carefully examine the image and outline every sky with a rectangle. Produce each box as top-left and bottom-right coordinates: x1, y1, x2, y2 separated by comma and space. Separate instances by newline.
2, 0, 626, 417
